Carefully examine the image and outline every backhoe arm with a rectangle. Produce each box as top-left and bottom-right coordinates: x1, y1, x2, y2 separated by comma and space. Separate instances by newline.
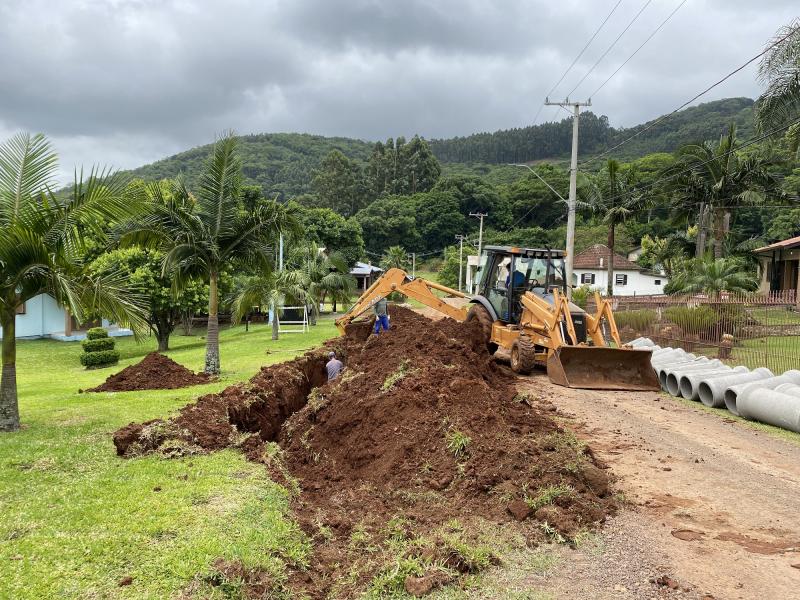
336, 268, 470, 334
519, 288, 578, 348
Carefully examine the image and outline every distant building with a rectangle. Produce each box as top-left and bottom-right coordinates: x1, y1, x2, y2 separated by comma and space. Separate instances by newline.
627, 245, 643, 262
573, 244, 667, 296
753, 235, 800, 298
350, 262, 384, 291
0, 294, 132, 341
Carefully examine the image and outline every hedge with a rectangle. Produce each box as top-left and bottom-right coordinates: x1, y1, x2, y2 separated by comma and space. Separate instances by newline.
80, 349, 120, 368
614, 309, 658, 331
81, 337, 115, 352
86, 327, 110, 340
664, 306, 718, 330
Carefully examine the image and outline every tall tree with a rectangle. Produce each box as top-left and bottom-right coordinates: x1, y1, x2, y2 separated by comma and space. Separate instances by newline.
667, 256, 758, 295
667, 125, 779, 259
0, 133, 146, 432
122, 134, 301, 374
584, 160, 644, 296
311, 150, 367, 217
380, 246, 409, 271
288, 242, 356, 315
756, 20, 800, 157
231, 270, 311, 340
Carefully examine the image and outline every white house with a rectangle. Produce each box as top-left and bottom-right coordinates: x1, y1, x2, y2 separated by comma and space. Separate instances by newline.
0, 294, 132, 341
350, 262, 384, 291
573, 244, 667, 296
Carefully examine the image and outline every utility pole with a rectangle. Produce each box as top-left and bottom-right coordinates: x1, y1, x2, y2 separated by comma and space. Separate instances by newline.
545, 97, 591, 299
411, 252, 416, 278
469, 212, 487, 294
455, 234, 466, 292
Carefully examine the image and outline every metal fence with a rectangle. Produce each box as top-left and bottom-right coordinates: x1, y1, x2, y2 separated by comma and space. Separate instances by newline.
588, 291, 800, 374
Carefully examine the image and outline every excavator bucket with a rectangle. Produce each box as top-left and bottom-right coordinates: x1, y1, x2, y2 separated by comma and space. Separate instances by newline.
546, 346, 660, 391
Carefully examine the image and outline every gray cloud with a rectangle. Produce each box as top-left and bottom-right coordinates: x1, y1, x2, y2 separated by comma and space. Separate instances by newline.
0, 0, 796, 183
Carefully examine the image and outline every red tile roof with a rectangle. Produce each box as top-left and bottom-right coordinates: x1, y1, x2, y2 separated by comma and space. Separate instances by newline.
572, 244, 641, 270
754, 235, 800, 253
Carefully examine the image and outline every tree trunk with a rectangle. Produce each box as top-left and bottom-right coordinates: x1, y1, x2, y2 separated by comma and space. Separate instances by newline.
204, 270, 220, 375
0, 311, 20, 432
713, 206, 726, 259
156, 329, 170, 352
271, 308, 279, 341
607, 224, 615, 298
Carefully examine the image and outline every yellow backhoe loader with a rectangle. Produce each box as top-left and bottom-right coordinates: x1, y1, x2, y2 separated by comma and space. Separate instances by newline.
336, 245, 659, 391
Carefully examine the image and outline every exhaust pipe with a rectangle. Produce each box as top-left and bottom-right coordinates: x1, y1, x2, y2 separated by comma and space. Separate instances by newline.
696, 368, 771, 408
736, 386, 800, 433
680, 366, 748, 401
724, 370, 800, 416
665, 359, 723, 396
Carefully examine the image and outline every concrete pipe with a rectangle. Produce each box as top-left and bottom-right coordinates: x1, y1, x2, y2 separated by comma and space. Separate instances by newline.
658, 356, 705, 390
736, 388, 800, 433
680, 366, 748, 402
696, 367, 772, 408
774, 383, 800, 399
628, 337, 655, 348
665, 359, 724, 397
724, 370, 800, 416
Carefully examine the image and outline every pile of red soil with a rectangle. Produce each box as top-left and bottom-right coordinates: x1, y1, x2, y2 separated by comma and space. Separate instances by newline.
87, 352, 211, 392
114, 306, 615, 598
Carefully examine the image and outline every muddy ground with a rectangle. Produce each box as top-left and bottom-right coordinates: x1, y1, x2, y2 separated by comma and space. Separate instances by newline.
114, 307, 616, 598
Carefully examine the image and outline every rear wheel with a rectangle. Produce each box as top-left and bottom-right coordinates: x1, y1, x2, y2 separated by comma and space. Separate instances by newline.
510, 335, 536, 374
466, 304, 498, 354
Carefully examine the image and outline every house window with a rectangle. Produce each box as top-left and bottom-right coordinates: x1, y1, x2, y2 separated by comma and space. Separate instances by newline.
654, 279, 661, 286
15, 303, 25, 315
581, 273, 595, 284
615, 274, 628, 286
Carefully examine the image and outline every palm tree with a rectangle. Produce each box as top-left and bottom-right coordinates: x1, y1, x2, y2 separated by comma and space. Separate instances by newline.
122, 134, 301, 374
667, 256, 758, 295
0, 133, 146, 432
288, 242, 356, 316
756, 20, 800, 157
380, 245, 409, 271
667, 125, 778, 259
585, 159, 645, 296
231, 270, 311, 340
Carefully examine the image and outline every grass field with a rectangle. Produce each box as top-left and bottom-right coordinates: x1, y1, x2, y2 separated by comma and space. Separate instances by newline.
0, 320, 337, 599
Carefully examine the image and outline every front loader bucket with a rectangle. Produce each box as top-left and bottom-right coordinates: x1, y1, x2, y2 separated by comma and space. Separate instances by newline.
547, 346, 660, 391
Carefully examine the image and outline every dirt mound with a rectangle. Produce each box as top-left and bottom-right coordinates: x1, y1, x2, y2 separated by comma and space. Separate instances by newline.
87, 352, 211, 392
114, 306, 615, 598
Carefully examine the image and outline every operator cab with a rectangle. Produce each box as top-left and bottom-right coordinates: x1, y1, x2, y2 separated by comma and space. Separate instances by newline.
474, 246, 568, 324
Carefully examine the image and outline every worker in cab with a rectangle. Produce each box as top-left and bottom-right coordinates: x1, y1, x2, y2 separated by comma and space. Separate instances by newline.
326, 351, 344, 382
373, 297, 390, 334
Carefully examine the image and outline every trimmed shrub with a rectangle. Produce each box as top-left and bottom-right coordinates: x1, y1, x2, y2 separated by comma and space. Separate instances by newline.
86, 327, 110, 340
81, 337, 115, 352
615, 309, 658, 331
80, 349, 121, 368
80, 327, 119, 368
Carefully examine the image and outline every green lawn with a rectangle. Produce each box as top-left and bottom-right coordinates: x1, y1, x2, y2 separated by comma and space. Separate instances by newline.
0, 319, 337, 599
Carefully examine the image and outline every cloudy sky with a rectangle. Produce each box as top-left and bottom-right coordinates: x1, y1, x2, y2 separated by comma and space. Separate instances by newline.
0, 0, 796, 182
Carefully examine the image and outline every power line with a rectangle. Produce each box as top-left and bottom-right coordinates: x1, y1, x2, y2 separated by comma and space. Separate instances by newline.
566, 0, 653, 98
589, 0, 687, 99
531, 0, 623, 127
581, 23, 800, 167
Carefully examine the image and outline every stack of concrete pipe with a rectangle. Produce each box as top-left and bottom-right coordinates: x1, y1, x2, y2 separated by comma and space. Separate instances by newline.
628, 337, 800, 434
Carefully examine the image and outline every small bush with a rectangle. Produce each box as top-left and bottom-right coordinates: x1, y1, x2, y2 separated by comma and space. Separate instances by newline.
445, 429, 471, 459
571, 285, 594, 309
664, 305, 718, 330
614, 309, 657, 331
86, 327, 109, 340
81, 337, 115, 352
80, 327, 118, 368
80, 349, 120, 368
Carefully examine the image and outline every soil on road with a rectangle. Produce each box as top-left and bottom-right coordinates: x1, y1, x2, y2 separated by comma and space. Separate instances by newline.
517, 373, 800, 600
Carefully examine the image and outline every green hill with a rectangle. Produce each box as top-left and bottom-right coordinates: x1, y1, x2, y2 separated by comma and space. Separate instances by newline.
126, 98, 756, 197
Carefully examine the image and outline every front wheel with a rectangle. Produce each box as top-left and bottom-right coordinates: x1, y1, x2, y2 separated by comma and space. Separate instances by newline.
510, 335, 536, 374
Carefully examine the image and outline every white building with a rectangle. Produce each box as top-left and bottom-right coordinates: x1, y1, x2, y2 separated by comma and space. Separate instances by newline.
573, 244, 667, 296
0, 294, 132, 341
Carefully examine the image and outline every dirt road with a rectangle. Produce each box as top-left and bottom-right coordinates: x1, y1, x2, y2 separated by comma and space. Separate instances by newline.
516, 373, 800, 600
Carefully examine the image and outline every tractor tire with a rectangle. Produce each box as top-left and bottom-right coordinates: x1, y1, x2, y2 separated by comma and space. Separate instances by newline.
466, 304, 498, 354
510, 335, 537, 375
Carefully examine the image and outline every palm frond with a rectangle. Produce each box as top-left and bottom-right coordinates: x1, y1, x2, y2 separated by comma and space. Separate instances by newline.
0, 132, 58, 225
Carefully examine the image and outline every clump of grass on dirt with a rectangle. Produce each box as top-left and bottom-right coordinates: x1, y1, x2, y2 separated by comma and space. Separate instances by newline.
526, 483, 574, 512
445, 429, 472, 459
381, 359, 414, 391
